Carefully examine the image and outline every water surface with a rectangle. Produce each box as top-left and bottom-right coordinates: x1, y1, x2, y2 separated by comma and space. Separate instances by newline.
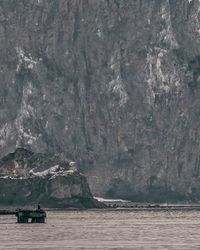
0, 209, 200, 249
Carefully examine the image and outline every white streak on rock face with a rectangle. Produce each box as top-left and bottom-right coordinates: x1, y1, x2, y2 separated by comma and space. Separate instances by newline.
16, 47, 38, 72
29, 165, 60, 177
29, 165, 77, 179
108, 49, 128, 107
45, 121, 49, 129
146, 47, 181, 105
109, 76, 128, 106
0, 123, 14, 148
14, 81, 39, 147
160, 1, 178, 49
190, 1, 200, 35
18, 82, 35, 119
14, 161, 20, 169
97, 29, 102, 38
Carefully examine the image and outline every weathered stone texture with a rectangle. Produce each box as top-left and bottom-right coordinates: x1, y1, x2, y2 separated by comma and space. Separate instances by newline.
0, 148, 101, 208
0, 0, 200, 201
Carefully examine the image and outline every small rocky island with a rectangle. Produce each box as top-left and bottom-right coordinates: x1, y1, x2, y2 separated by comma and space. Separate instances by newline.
0, 148, 104, 208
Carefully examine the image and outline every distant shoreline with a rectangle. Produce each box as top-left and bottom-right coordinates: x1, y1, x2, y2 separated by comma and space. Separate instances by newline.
1, 196, 200, 212
2, 205, 200, 213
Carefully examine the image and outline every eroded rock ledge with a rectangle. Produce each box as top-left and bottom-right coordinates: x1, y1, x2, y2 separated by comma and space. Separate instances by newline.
0, 148, 104, 208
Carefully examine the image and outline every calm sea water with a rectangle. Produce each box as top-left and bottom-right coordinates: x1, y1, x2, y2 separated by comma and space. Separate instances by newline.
0, 209, 200, 250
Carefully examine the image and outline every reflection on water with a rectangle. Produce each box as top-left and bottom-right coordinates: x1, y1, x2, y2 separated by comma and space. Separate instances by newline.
0, 209, 200, 249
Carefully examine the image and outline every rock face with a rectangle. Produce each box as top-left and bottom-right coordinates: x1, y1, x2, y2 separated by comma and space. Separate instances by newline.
0, 148, 101, 208
0, 0, 200, 202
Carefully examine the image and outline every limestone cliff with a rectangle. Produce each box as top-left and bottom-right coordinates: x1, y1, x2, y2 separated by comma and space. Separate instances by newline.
0, 148, 101, 208
0, 0, 200, 202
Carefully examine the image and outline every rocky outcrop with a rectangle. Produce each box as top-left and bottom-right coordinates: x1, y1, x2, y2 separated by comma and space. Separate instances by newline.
0, 1, 200, 202
0, 148, 103, 208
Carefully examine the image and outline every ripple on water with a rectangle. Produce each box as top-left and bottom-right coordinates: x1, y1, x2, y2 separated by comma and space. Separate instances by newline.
0, 210, 200, 249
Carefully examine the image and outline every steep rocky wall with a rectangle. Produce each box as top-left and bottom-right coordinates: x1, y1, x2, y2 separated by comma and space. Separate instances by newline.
0, 148, 103, 208
0, 0, 200, 201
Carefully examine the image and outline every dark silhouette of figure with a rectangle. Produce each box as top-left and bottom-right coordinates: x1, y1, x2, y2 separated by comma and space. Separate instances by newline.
37, 204, 41, 210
